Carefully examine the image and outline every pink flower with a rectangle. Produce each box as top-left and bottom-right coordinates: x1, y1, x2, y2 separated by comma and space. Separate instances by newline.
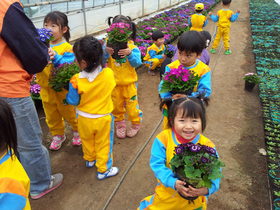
120, 29, 124, 34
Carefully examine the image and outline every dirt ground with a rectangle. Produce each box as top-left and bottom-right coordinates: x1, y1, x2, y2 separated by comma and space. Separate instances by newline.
30, 0, 271, 209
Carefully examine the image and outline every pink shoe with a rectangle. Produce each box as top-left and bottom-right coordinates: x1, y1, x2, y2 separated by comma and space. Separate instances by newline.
126, 124, 141, 138
72, 130, 82, 146
115, 120, 126, 139
50, 134, 66, 150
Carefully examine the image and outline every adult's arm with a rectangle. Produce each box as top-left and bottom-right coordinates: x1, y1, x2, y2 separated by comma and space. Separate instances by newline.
0, 0, 49, 74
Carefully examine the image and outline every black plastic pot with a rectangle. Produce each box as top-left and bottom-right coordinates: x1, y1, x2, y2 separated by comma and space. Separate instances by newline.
107, 42, 127, 60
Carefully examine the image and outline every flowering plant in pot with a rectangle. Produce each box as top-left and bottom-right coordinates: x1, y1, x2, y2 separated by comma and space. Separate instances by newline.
165, 44, 176, 58
159, 65, 201, 95
170, 142, 225, 200
48, 62, 80, 92
106, 22, 132, 61
30, 75, 41, 101
243, 73, 261, 91
36, 28, 54, 47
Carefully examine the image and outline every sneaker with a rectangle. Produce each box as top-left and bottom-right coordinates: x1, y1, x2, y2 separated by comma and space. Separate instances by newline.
50, 134, 66, 150
30, 173, 63, 199
126, 124, 141, 138
115, 120, 126, 139
225, 50, 232, 55
86, 160, 97, 168
72, 130, 82, 146
210, 48, 216, 54
97, 167, 119, 180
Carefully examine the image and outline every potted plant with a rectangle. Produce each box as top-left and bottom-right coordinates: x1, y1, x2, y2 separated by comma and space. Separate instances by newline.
48, 62, 80, 92
106, 22, 132, 61
159, 65, 201, 95
36, 28, 54, 47
243, 73, 261, 91
164, 44, 176, 58
170, 142, 225, 200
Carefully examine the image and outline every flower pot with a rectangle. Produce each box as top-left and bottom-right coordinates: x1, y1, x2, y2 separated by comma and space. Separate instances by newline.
165, 52, 174, 59
107, 42, 127, 60
170, 89, 193, 96
244, 81, 255, 91
175, 168, 199, 201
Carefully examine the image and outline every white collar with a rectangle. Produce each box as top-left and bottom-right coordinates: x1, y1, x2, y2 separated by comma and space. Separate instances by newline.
79, 65, 102, 82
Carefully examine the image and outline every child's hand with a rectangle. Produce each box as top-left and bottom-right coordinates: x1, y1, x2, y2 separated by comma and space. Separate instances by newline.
208, 12, 213, 16
185, 185, 209, 197
105, 46, 114, 55
172, 93, 187, 100
48, 48, 56, 64
162, 54, 167, 59
236, 9, 241, 13
118, 47, 132, 58
175, 180, 189, 197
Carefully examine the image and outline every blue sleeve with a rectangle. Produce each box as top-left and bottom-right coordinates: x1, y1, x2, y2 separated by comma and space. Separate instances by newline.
203, 19, 208, 27
66, 82, 80, 106
1, 2, 49, 74
103, 41, 110, 64
53, 51, 75, 68
230, 13, 239, 22
190, 71, 211, 98
149, 49, 164, 60
188, 16, 192, 27
206, 147, 221, 196
159, 65, 172, 99
0, 193, 27, 210
150, 137, 178, 190
127, 47, 142, 68
210, 14, 219, 22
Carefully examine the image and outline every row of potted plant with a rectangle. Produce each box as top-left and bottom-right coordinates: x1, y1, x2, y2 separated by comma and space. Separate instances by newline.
249, 0, 280, 208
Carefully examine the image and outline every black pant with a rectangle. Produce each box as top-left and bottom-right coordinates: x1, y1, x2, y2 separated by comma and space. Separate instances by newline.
159, 58, 172, 79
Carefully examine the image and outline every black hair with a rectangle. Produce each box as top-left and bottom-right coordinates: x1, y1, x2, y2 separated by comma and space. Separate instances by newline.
73, 36, 104, 72
44, 11, 70, 42
177, 31, 205, 55
199, 31, 212, 48
222, 0, 231, 5
0, 99, 17, 159
107, 15, 137, 41
160, 93, 209, 131
195, 9, 203, 13
152, 30, 164, 41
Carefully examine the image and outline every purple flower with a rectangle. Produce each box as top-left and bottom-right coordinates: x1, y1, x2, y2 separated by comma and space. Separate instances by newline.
175, 146, 183, 155
201, 156, 208, 163
190, 144, 201, 152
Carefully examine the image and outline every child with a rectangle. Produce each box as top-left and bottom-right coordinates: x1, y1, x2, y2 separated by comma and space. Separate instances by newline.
143, 30, 167, 76
209, 0, 240, 55
159, 31, 211, 130
36, 11, 81, 150
199, 30, 212, 66
0, 99, 31, 209
66, 36, 118, 179
104, 15, 143, 139
138, 95, 221, 210
188, 3, 208, 32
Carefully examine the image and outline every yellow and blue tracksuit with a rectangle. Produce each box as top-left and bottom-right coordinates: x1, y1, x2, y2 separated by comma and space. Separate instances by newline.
210, 9, 239, 50
103, 40, 143, 124
138, 129, 220, 210
159, 59, 211, 130
188, 14, 208, 32
36, 41, 78, 136
143, 43, 166, 70
66, 67, 116, 173
0, 150, 30, 210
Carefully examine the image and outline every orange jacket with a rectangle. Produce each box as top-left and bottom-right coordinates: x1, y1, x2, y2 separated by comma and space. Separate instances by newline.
0, 0, 49, 98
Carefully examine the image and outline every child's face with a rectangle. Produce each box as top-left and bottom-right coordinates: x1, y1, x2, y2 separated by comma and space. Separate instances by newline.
173, 108, 202, 140
154, 37, 165, 48
44, 21, 67, 43
178, 50, 201, 67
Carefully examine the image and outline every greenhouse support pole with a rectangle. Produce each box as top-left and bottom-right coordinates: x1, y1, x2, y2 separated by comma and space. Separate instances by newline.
119, 0, 122, 14
142, 0, 144, 16
82, 0, 88, 35
158, 0, 160, 10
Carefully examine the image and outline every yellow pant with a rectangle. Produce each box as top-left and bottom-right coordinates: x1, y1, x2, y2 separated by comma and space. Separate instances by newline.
144, 58, 164, 70
40, 87, 78, 136
112, 83, 142, 124
212, 26, 230, 50
78, 114, 114, 173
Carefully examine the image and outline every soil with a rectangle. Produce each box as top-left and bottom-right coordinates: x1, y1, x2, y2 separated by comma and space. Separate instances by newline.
30, 0, 270, 209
